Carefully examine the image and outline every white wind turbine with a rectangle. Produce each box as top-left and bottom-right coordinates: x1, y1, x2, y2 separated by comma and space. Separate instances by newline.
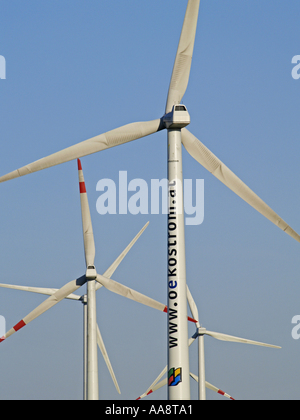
0, 217, 152, 400
186, 286, 281, 400
136, 285, 280, 401
0, 0, 299, 399
0, 159, 171, 400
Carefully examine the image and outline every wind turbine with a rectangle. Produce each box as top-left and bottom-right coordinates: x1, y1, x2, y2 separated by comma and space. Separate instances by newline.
0, 159, 171, 400
0, 220, 197, 400
186, 286, 280, 400
0, 0, 299, 399
0, 218, 152, 399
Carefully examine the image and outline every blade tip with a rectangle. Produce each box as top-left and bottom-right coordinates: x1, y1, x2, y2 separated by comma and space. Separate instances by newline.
77, 159, 82, 170
188, 316, 198, 323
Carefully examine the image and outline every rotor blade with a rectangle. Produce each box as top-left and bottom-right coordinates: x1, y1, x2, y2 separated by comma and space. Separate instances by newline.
186, 285, 200, 328
0, 275, 86, 342
96, 274, 197, 322
139, 366, 168, 400
190, 373, 235, 400
0, 119, 164, 184
95, 221, 150, 292
165, 0, 201, 113
205, 380, 235, 400
96, 274, 167, 313
0, 282, 81, 301
78, 159, 95, 268
96, 323, 121, 394
136, 377, 168, 399
204, 330, 281, 349
181, 128, 300, 243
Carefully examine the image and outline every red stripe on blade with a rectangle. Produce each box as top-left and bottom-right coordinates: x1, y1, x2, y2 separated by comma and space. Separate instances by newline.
163, 307, 196, 323
218, 390, 225, 396
79, 181, 86, 194
13, 320, 26, 332
0, 336, 5, 343
77, 159, 82, 170
188, 316, 197, 323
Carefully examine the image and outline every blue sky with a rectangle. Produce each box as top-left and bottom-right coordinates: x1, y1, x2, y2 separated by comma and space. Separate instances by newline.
0, 0, 300, 400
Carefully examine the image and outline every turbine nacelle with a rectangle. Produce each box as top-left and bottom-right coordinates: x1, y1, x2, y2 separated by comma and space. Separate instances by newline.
163, 104, 190, 129
86, 265, 97, 280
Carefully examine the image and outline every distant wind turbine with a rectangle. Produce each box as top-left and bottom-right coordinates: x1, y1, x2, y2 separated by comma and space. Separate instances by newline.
0, 0, 299, 399
186, 285, 280, 400
0, 160, 170, 400
0, 219, 152, 399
